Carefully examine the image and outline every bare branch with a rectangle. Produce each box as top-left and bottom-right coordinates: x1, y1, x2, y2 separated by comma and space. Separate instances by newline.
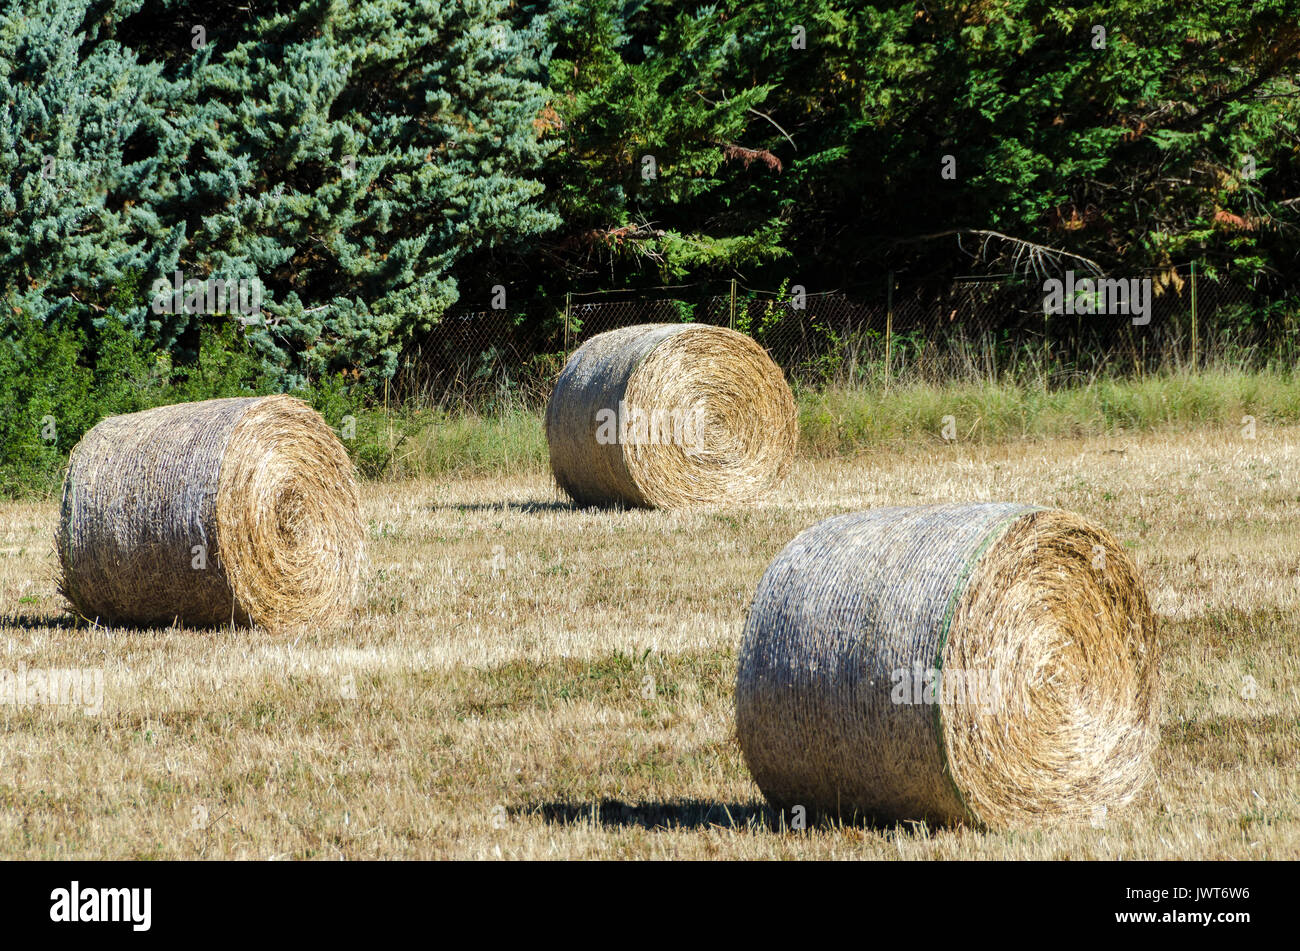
894, 229, 1104, 277
694, 90, 796, 151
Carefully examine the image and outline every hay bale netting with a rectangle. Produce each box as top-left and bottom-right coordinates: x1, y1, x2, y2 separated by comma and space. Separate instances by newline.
736, 503, 1161, 828
544, 323, 798, 508
57, 395, 363, 630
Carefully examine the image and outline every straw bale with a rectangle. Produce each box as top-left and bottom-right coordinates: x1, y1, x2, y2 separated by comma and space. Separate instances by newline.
736, 503, 1160, 827
57, 396, 363, 629
545, 323, 797, 508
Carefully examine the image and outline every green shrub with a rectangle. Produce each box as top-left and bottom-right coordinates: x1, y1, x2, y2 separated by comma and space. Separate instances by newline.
0, 309, 371, 497
0, 309, 97, 496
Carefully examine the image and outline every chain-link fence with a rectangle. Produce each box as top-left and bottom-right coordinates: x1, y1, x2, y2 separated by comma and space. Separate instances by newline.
394, 265, 1298, 407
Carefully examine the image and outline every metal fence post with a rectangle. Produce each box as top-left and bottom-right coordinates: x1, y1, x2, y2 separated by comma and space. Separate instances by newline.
729, 279, 737, 330
884, 270, 894, 390
564, 291, 572, 355
1190, 261, 1199, 369
1044, 306, 1051, 381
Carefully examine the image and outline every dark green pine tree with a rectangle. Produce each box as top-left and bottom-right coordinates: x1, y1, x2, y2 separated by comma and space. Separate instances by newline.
517, 0, 789, 290
714, 0, 1300, 287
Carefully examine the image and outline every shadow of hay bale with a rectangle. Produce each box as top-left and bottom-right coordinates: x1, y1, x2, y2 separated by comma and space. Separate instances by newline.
511, 799, 777, 831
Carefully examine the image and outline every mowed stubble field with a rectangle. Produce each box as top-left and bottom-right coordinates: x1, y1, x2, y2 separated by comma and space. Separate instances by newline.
1, 423, 1298, 859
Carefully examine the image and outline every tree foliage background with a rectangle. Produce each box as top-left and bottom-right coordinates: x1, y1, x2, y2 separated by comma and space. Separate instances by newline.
4, 0, 1300, 383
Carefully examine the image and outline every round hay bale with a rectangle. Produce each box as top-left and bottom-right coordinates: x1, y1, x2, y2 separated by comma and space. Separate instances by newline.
57, 395, 363, 630
544, 323, 797, 508
736, 503, 1160, 828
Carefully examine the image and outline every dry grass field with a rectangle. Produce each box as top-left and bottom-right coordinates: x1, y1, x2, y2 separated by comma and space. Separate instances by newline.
1, 422, 1297, 859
